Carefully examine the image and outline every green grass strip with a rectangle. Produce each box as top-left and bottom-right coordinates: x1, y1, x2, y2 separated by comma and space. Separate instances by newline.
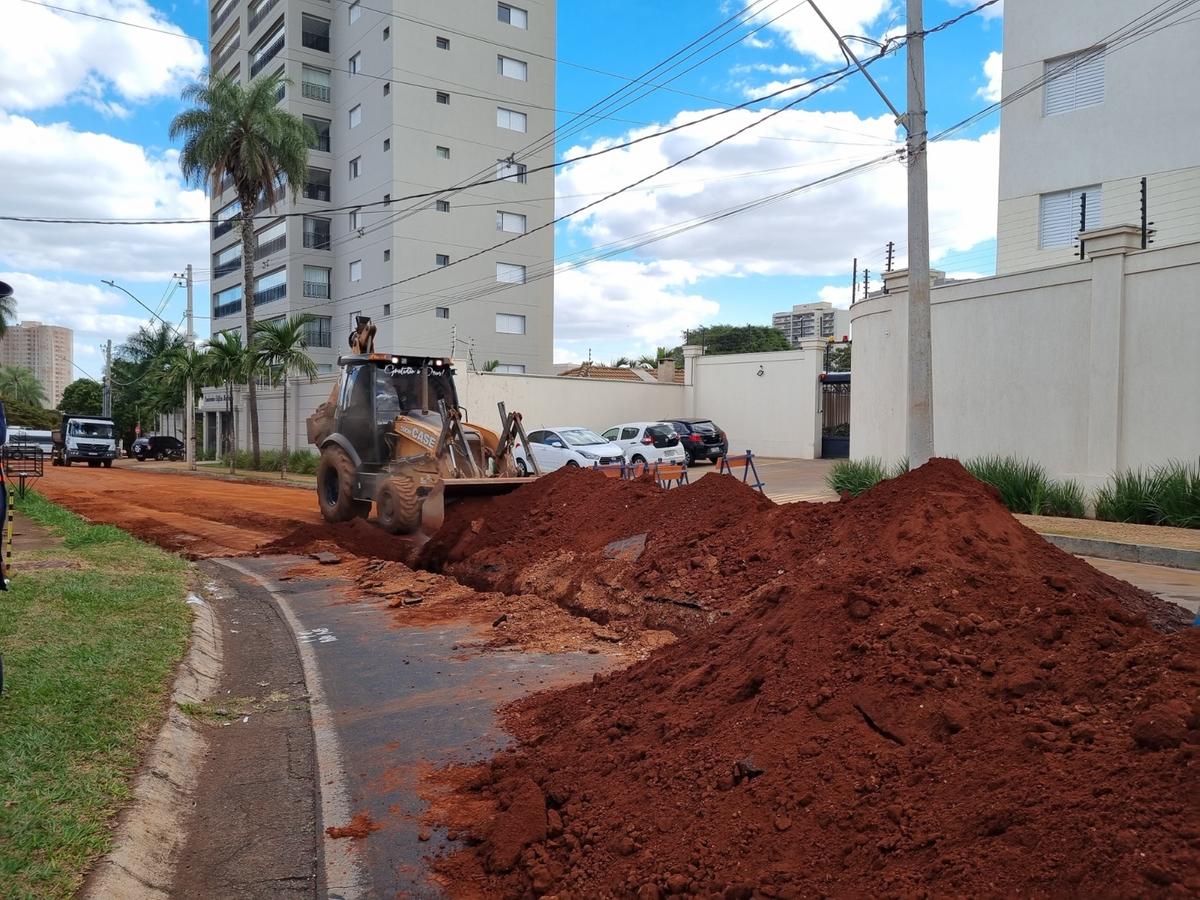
0, 492, 190, 899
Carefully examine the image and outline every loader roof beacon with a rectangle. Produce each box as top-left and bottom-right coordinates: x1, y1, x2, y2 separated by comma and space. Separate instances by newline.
305, 317, 540, 535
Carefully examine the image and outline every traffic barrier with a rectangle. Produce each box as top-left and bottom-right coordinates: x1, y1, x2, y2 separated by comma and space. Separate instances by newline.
716, 450, 765, 493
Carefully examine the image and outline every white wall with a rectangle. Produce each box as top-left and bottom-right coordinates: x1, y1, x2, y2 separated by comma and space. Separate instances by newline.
688, 345, 824, 458
851, 233, 1200, 485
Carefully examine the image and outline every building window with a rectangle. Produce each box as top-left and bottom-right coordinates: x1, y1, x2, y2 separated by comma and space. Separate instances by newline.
303, 265, 332, 299
493, 364, 525, 374
383, 303, 391, 315
383, 249, 391, 261
213, 284, 244, 318
436, 91, 450, 105
303, 316, 332, 348
349, 207, 361, 231
349, 260, 363, 281
436, 145, 450, 159
383, 138, 390, 151
349, 104, 361, 128
495, 313, 526, 335
214, 243, 242, 278
255, 218, 287, 256
498, 56, 528, 81
254, 267, 287, 305
435, 253, 450, 267
303, 215, 331, 249
497, 159, 527, 183
382, 26, 389, 40
349, 52, 361, 75
1044, 47, 1105, 117
436, 36, 449, 50
348, 0, 360, 24
302, 65, 331, 102
496, 107, 527, 132
435, 200, 450, 213
435, 307, 449, 319
300, 14, 329, 52
304, 115, 331, 151
496, 210, 526, 234
1039, 185, 1102, 249
349, 156, 361, 179
496, 262, 526, 284
498, 3, 527, 28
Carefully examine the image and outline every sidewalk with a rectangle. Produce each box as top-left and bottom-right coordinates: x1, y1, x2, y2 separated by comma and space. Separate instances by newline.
1017, 513, 1200, 571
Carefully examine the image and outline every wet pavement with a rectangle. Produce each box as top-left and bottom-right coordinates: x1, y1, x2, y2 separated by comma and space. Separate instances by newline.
1085, 556, 1200, 616
221, 556, 614, 898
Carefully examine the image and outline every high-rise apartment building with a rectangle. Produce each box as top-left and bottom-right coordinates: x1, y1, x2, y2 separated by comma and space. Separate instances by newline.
772, 302, 850, 346
206, 0, 555, 373
0, 320, 73, 407
996, 1, 1200, 274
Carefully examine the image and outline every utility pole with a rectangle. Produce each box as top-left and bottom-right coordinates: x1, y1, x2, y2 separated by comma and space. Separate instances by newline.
103, 340, 112, 417
174, 265, 197, 471
905, 0, 934, 467
850, 258, 857, 304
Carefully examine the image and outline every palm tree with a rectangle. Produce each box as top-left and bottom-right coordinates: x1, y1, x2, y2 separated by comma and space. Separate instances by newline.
170, 71, 314, 469
252, 315, 318, 478
162, 345, 207, 458
0, 365, 47, 407
0, 290, 15, 339
204, 330, 251, 473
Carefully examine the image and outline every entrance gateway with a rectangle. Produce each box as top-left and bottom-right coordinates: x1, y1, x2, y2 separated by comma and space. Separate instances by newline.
819, 372, 850, 459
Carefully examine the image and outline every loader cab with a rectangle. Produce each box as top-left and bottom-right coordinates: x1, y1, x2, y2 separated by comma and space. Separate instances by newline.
335, 355, 458, 465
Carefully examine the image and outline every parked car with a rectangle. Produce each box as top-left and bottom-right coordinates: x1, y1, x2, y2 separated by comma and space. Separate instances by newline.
513, 426, 625, 475
660, 417, 728, 464
132, 435, 185, 461
600, 421, 687, 469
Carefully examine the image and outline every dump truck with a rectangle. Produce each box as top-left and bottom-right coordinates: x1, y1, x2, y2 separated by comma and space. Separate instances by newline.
306, 318, 538, 535
51, 414, 119, 467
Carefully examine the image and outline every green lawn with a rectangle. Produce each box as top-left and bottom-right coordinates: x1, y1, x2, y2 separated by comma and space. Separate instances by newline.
0, 493, 191, 899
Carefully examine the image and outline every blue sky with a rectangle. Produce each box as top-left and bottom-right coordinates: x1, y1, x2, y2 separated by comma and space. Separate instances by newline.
0, 0, 1004, 374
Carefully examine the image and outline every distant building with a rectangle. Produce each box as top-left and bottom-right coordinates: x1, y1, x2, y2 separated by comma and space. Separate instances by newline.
0, 320, 73, 406
997, 1, 1200, 274
771, 302, 850, 346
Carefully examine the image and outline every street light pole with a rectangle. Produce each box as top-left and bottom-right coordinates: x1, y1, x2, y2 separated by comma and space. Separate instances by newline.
174, 265, 197, 471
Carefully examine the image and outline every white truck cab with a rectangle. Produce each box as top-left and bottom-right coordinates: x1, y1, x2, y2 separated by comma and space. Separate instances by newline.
52, 416, 119, 468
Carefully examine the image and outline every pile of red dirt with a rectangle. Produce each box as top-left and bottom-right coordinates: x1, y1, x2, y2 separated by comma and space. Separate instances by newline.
429, 459, 1199, 897
259, 518, 414, 562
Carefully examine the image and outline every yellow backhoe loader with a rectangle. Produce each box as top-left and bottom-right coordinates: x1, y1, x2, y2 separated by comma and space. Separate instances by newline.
305, 318, 539, 535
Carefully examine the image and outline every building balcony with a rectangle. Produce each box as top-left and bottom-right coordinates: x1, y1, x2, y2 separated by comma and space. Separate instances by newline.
256, 235, 286, 258
247, 0, 279, 33
303, 323, 332, 348
249, 34, 283, 76
214, 299, 243, 319
211, 2, 236, 36
303, 281, 330, 299
302, 82, 331, 102
303, 231, 331, 250
214, 218, 236, 239
253, 284, 286, 306
301, 31, 329, 52
213, 258, 242, 279
213, 35, 240, 71
303, 183, 330, 202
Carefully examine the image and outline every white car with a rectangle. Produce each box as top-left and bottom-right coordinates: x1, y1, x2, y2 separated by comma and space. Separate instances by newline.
601, 421, 687, 469
513, 426, 626, 475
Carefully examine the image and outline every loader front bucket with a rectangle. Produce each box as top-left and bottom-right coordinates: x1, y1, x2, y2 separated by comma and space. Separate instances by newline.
441, 477, 529, 498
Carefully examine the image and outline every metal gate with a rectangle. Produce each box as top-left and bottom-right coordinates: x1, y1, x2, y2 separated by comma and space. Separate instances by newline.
819, 372, 850, 459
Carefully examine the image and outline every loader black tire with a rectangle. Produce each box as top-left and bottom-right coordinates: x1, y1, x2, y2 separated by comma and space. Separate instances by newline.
376, 478, 422, 535
317, 446, 360, 523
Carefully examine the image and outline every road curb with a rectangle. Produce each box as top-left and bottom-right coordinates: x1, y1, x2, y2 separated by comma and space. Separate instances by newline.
82, 584, 223, 900
1037, 532, 1200, 572
215, 558, 368, 900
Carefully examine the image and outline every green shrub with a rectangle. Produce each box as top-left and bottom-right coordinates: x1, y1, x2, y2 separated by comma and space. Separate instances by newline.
218, 448, 318, 475
827, 457, 889, 497
1041, 478, 1087, 518
889, 457, 911, 479
1096, 460, 1200, 528
963, 455, 1049, 515
287, 449, 319, 475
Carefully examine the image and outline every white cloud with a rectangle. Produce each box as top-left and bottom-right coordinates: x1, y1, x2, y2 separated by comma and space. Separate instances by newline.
556, 107, 997, 279
752, 1, 894, 63
817, 283, 855, 309
553, 260, 719, 354
979, 51, 1002, 102
0, 113, 209, 282
0, 0, 204, 113
948, 0, 1003, 20
0, 272, 162, 377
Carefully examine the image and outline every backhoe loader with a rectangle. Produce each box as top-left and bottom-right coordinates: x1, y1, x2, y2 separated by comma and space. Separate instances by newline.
305, 318, 539, 535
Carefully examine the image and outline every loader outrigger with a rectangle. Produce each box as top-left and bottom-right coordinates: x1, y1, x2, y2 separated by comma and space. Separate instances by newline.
305, 318, 539, 535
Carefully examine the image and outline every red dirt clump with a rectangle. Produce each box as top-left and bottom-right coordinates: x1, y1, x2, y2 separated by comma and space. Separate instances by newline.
430, 459, 1199, 897
259, 518, 414, 562
325, 811, 381, 840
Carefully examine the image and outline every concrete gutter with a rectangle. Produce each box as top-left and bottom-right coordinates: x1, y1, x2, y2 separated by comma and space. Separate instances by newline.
83, 585, 223, 899
1037, 533, 1200, 572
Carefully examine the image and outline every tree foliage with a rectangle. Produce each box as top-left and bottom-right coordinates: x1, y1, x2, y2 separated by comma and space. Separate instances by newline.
827, 343, 851, 372
59, 379, 103, 416
0, 365, 47, 407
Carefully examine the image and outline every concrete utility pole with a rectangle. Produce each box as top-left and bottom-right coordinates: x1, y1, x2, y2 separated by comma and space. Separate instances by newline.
174, 264, 197, 471
905, 0, 935, 466
103, 340, 112, 417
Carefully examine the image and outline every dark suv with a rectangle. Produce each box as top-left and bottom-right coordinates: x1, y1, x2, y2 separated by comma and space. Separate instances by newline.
132, 435, 185, 461
660, 417, 728, 464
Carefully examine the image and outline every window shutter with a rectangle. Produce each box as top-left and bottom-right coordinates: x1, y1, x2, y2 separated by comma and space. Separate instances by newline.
1044, 47, 1105, 116
1039, 185, 1102, 249
1074, 48, 1105, 109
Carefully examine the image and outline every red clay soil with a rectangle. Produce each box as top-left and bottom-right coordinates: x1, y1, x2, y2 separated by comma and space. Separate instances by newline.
325, 812, 382, 840
428, 460, 1199, 898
